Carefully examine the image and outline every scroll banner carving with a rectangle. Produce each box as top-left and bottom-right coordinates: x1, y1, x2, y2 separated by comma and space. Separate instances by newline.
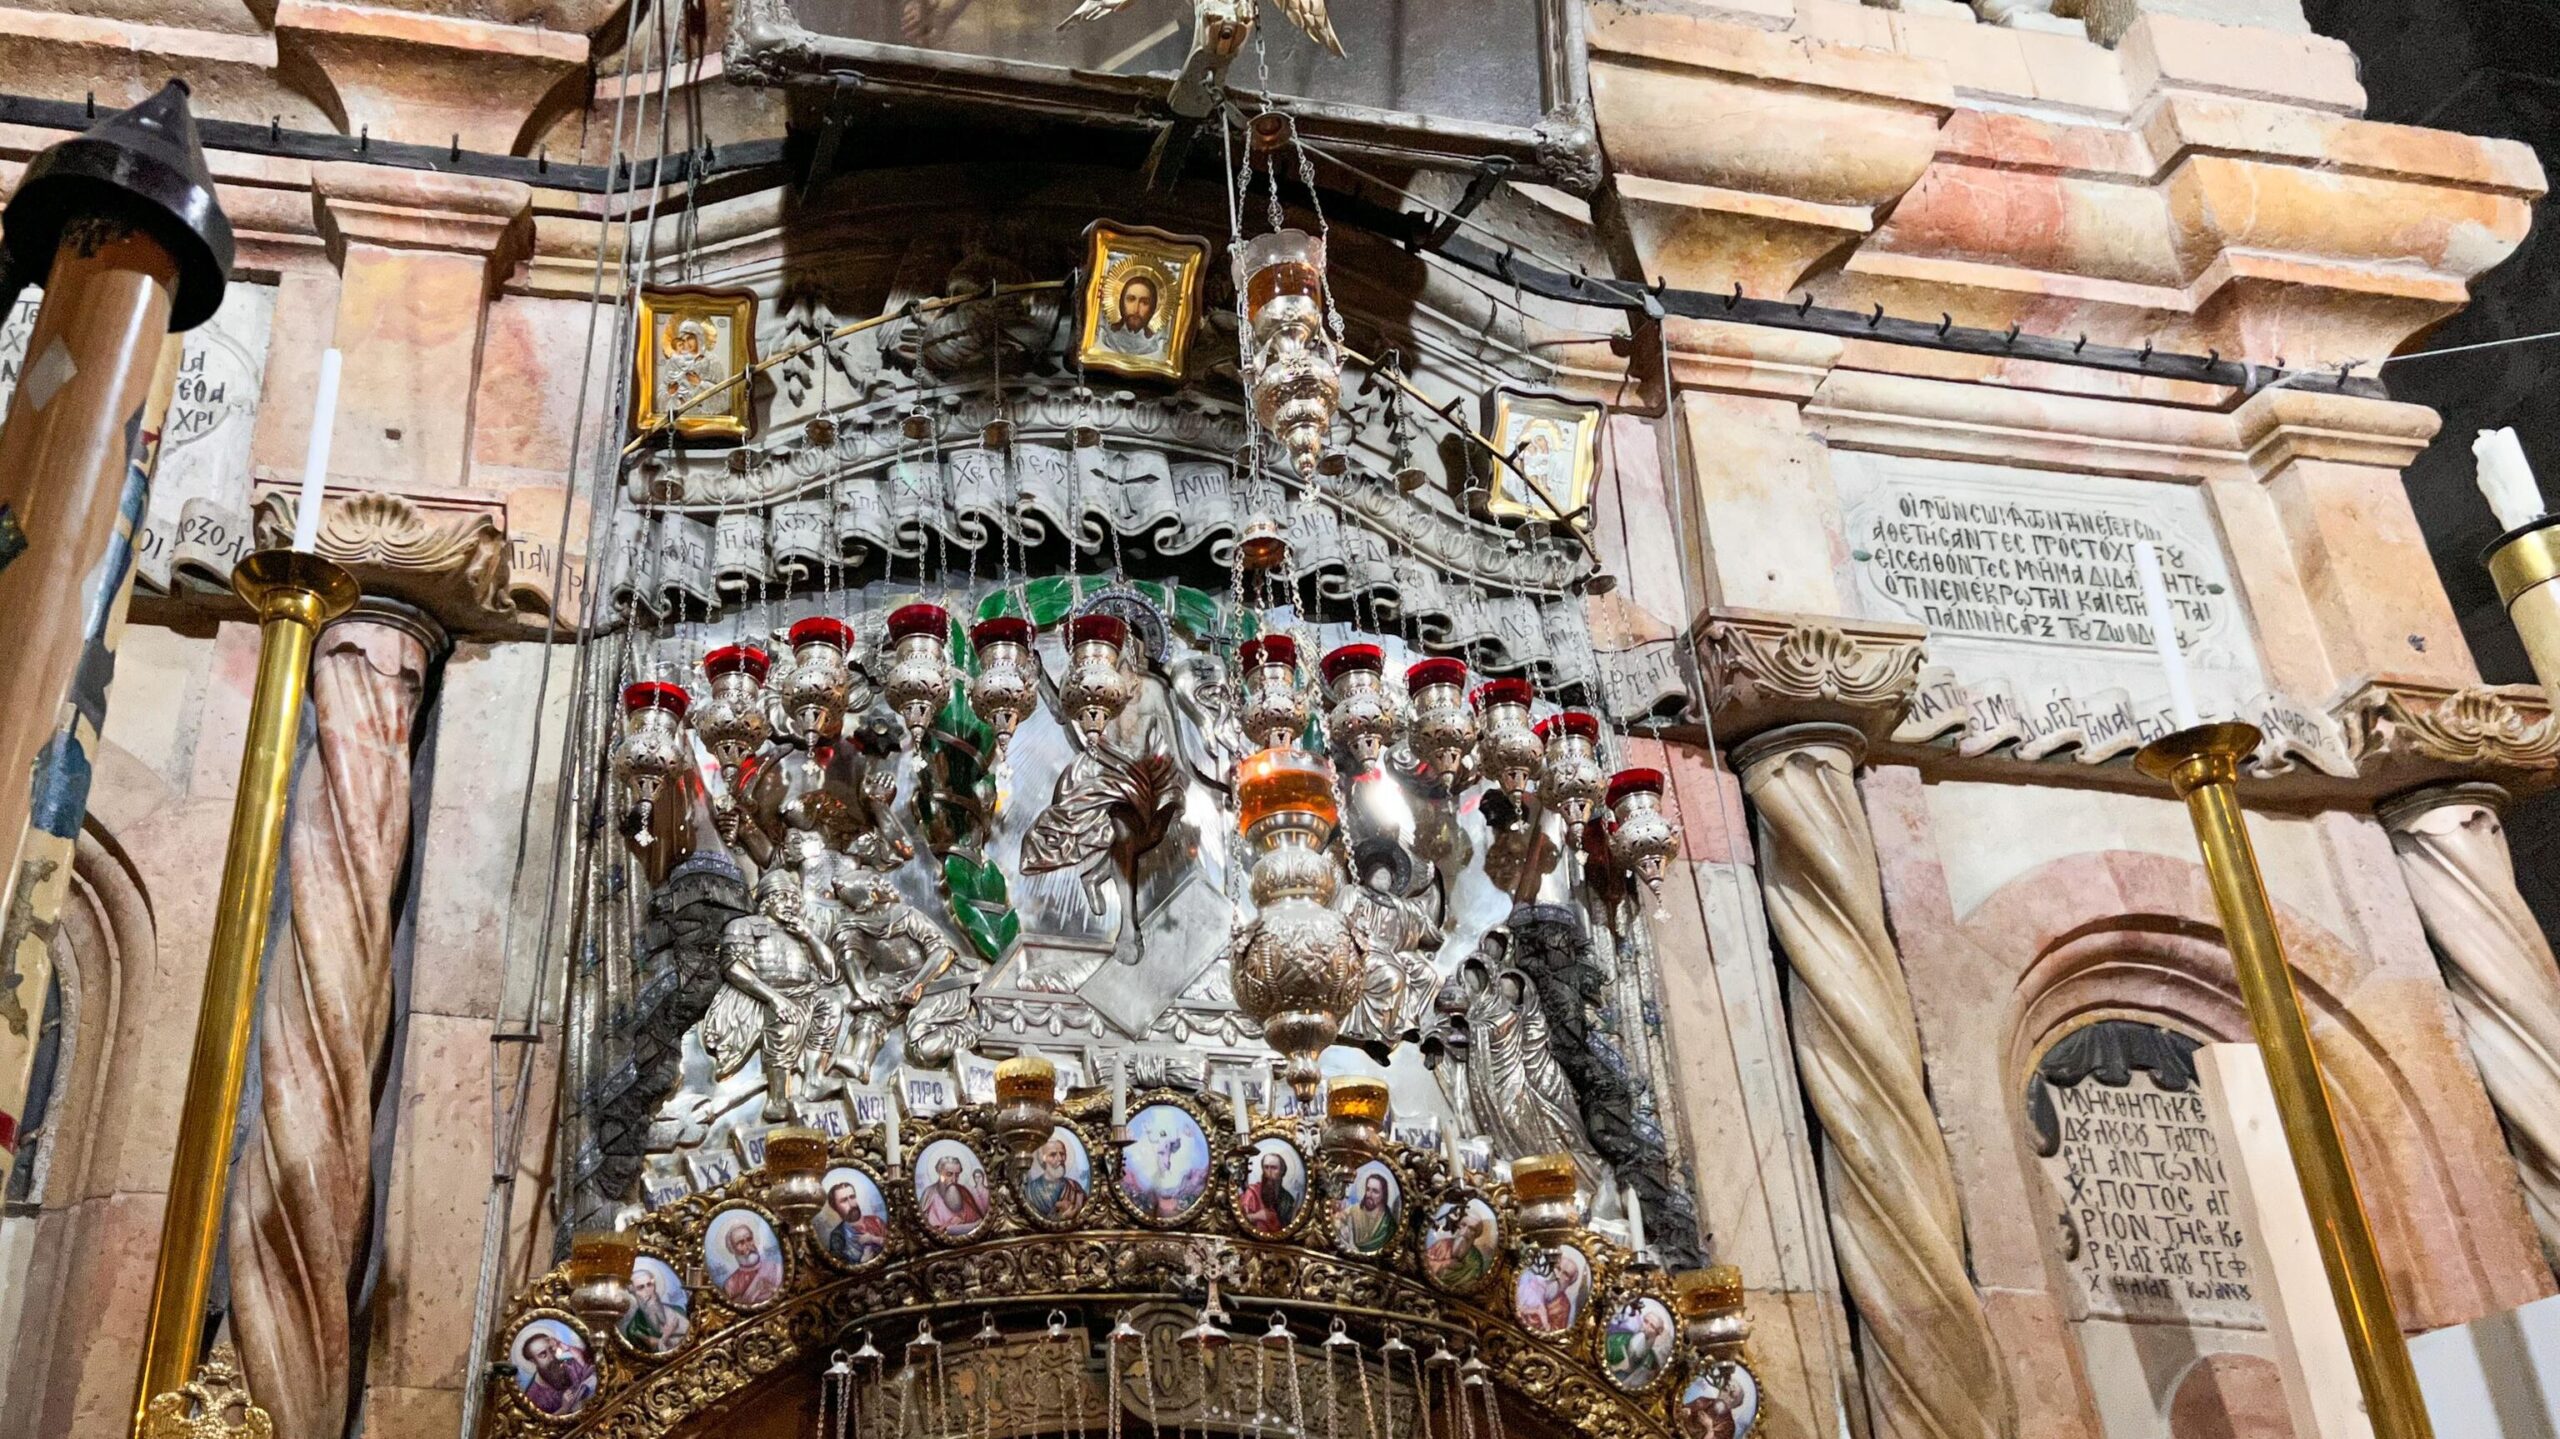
1737, 727, 2017, 1439
2337, 680, 2560, 789
1893, 664, 2358, 778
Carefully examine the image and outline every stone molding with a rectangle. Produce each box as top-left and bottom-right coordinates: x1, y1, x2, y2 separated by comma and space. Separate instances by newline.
311, 161, 534, 274
1699, 607, 1928, 744
276, 0, 590, 155
251, 490, 521, 637
2335, 679, 2560, 795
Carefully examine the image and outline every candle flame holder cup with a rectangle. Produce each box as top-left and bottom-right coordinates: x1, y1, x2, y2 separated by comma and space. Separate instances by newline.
1472, 679, 1541, 799
1320, 1075, 1389, 1164
1321, 643, 1400, 769
1232, 746, 1357, 1112
884, 603, 955, 744
966, 617, 1038, 761
1511, 1153, 1582, 1240
1605, 768, 1680, 907
613, 681, 692, 828
761, 1125, 831, 1226
565, 1230, 640, 1328
1060, 614, 1135, 742
993, 1054, 1059, 1170
1238, 635, 1311, 752
777, 616, 859, 742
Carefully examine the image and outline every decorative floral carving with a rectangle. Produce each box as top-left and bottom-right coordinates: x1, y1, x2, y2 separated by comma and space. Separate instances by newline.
139, 1346, 273, 1439
252, 491, 516, 635
1701, 609, 1927, 741
2337, 680, 2560, 776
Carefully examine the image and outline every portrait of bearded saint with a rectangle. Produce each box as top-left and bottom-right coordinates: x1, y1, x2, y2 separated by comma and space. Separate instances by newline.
1022, 620, 1182, 965
703, 848, 856, 1122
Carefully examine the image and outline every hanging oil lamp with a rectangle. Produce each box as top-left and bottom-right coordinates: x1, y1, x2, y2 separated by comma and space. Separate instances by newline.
1536, 710, 1605, 839
1060, 613, 1135, 742
692, 644, 772, 785
1238, 635, 1310, 751
1234, 229, 1342, 477
776, 616, 859, 742
883, 602, 955, 744
966, 616, 1038, 760
1236, 444, 1290, 573
1232, 745, 1361, 1114
613, 679, 692, 826
563, 1229, 638, 1329
1320, 643, 1401, 768
760, 1125, 830, 1226
1473, 679, 1542, 799
992, 1053, 1059, 1174
1319, 1074, 1388, 1165
1405, 658, 1474, 779
1606, 767, 1682, 906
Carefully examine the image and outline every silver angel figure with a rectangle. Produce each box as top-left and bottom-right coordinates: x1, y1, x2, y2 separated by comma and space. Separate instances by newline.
1022, 636, 1182, 965
703, 862, 855, 1122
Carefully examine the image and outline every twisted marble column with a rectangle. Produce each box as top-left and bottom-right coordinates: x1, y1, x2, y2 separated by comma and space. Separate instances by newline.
1736, 724, 2016, 1439
2381, 784, 2560, 1270
227, 608, 437, 1439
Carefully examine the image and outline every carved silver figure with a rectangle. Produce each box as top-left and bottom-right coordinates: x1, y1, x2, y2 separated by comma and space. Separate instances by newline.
1025, 610, 1184, 964
1426, 945, 1602, 1179
1340, 880, 1444, 1053
704, 852, 854, 1122
833, 865, 969, 1079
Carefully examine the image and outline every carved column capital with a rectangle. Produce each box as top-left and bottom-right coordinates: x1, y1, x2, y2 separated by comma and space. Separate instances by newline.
2335, 678, 2560, 795
1701, 608, 1926, 745
310, 160, 534, 277
253, 490, 518, 638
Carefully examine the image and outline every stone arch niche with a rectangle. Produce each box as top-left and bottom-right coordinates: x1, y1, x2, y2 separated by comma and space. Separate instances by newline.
1980, 849, 2527, 1438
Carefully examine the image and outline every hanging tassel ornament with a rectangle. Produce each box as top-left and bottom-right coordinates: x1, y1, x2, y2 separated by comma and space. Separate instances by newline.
1239, 635, 1312, 752
1534, 711, 1605, 841
883, 602, 955, 744
966, 616, 1038, 761
1320, 643, 1400, 769
613, 680, 692, 827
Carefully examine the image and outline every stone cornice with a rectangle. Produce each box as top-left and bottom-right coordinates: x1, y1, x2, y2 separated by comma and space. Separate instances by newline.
1697, 607, 1928, 744
2232, 386, 2442, 477
251, 490, 524, 639
313, 163, 534, 268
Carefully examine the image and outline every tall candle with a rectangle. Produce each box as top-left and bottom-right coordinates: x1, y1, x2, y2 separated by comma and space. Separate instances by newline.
2132, 541, 2202, 730
292, 348, 343, 552
1626, 1185, 1647, 1255
1228, 1072, 1252, 1137
884, 1103, 903, 1170
2475, 427, 2548, 532
1110, 1062, 1129, 1130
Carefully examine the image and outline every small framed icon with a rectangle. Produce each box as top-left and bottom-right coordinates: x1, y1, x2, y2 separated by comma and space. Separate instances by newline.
634, 286, 757, 443
1482, 387, 1602, 527
1076, 221, 1211, 383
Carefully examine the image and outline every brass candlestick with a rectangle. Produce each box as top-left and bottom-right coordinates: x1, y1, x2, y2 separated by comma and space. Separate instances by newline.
2486, 516, 2560, 702
2136, 722, 2433, 1439
130, 548, 355, 1437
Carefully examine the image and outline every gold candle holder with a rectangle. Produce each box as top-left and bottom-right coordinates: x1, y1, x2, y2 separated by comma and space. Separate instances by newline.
2487, 517, 2560, 701
2136, 721, 2433, 1439
131, 549, 355, 1435
1512, 1152, 1581, 1240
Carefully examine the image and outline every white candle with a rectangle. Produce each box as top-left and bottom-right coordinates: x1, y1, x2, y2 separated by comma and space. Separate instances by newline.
2474, 427, 2548, 532
292, 348, 342, 552
1110, 1062, 1129, 1130
1228, 1072, 1252, 1137
1626, 1185, 1647, 1255
884, 1103, 903, 1170
1433, 1117, 1455, 1182
2132, 541, 2202, 731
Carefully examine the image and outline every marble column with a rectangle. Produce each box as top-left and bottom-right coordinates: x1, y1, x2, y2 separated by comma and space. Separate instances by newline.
2380, 783, 2560, 1271
226, 603, 442, 1439
1736, 723, 2016, 1439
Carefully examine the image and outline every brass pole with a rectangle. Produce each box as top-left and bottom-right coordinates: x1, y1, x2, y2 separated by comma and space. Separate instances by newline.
130, 548, 355, 1435
2485, 518, 2560, 702
2136, 721, 2434, 1439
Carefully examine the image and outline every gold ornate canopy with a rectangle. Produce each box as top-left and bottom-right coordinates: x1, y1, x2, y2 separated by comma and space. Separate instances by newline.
482, 1089, 1761, 1439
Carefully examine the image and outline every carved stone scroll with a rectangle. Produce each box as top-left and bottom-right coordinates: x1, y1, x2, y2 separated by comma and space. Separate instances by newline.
1735, 724, 2016, 1439
2380, 784, 2560, 1271
1701, 608, 1927, 743
226, 609, 439, 1439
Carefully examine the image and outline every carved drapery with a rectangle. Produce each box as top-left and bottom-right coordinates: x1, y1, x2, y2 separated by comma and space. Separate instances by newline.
226, 610, 437, 1439
2380, 784, 2560, 1271
1736, 724, 2015, 1439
